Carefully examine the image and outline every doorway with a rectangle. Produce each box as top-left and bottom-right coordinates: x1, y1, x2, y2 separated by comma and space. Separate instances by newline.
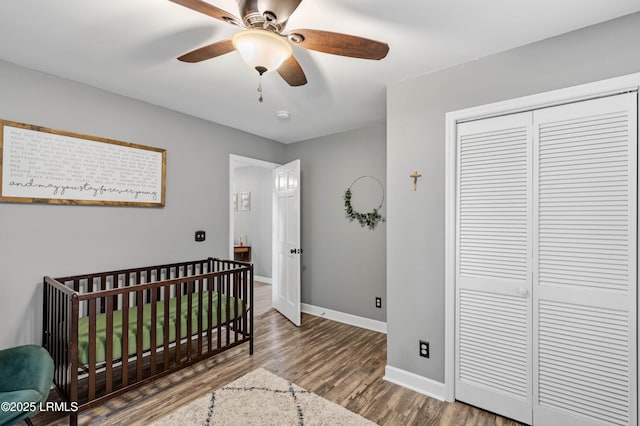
229, 154, 279, 284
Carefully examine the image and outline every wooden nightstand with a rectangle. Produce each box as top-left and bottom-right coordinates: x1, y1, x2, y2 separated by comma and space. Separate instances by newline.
233, 246, 251, 262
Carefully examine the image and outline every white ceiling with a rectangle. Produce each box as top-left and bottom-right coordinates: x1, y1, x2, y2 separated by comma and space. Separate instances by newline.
0, 1, 639, 144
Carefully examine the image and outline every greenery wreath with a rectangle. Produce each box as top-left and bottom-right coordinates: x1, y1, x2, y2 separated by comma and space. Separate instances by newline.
344, 176, 385, 230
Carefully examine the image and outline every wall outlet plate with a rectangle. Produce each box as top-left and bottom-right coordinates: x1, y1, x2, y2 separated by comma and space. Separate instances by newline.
195, 230, 206, 242
419, 340, 429, 358
375, 297, 382, 308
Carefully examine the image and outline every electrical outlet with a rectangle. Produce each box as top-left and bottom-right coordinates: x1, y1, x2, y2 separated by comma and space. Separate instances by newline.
195, 230, 206, 242
375, 297, 382, 308
419, 340, 430, 358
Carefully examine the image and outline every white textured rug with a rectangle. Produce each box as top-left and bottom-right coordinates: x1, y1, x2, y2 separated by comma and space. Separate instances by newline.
152, 368, 377, 425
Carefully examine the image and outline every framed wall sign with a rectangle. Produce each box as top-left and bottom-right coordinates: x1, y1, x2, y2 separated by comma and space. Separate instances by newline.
0, 119, 166, 207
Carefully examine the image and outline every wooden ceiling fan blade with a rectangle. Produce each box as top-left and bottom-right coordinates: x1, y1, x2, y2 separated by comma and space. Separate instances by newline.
277, 55, 307, 86
289, 29, 389, 60
178, 39, 235, 63
170, 0, 240, 25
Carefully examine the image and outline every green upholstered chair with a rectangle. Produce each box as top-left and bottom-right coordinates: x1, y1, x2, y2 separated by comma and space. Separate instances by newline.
0, 344, 54, 426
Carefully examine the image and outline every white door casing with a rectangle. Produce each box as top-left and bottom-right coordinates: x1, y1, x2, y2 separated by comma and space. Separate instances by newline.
272, 159, 301, 326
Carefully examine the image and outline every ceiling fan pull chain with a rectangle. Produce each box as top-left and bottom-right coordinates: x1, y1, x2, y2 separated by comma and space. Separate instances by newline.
257, 74, 264, 102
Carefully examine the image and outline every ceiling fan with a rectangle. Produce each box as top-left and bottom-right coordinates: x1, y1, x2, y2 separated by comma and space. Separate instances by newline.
170, 0, 390, 88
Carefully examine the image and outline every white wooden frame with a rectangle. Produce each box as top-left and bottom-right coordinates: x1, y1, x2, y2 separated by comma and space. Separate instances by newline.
444, 72, 640, 409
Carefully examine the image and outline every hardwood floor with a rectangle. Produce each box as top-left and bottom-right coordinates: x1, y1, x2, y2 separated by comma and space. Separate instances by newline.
32, 282, 521, 425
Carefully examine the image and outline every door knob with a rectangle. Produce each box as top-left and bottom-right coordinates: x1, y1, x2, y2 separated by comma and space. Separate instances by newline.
516, 288, 529, 298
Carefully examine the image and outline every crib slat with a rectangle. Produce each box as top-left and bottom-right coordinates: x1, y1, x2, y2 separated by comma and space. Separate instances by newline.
112, 274, 119, 311
186, 280, 193, 361
70, 293, 80, 426
59, 289, 65, 398
122, 281, 130, 387
233, 272, 239, 343
175, 283, 182, 364
42, 280, 50, 349
163, 285, 170, 370
62, 290, 68, 396
197, 279, 203, 356
49, 286, 57, 391
216, 274, 222, 351
100, 276, 107, 313
207, 276, 213, 354
225, 272, 230, 346
58, 288, 65, 399
64, 290, 71, 398
249, 267, 254, 354
87, 278, 94, 316
52, 287, 60, 390
136, 288, 144, 381
150, 292, 157, 375
45, 284, 52, 382
88, 298, 97, 401
51, 289, 57, 392
145, 270, 152, 305
242, 269, 248, 339
105, 296, 114, 394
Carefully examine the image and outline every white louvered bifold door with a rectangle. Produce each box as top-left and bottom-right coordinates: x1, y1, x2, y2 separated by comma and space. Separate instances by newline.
532, 93, 637, 426
455, 112, 533, 424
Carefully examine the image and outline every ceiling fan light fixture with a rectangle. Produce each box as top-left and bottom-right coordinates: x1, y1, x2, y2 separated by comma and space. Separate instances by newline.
232, 29, 292, 74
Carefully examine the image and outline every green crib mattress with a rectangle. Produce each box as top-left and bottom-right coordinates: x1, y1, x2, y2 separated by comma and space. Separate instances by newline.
77, 292, 242, 365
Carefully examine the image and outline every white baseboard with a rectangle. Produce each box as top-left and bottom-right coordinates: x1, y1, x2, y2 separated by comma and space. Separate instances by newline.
254, 276, 272, 284
383, 365, 447, 401
301, 303, 387, 334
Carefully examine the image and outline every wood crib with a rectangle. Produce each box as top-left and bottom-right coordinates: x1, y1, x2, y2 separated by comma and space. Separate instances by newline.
43, 257, 253, 425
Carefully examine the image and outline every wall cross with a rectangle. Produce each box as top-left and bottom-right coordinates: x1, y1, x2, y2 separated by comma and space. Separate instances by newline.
410, 170, 422, 191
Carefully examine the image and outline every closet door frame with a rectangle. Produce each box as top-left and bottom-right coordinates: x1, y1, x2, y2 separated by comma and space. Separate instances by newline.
444, 72, 640, 409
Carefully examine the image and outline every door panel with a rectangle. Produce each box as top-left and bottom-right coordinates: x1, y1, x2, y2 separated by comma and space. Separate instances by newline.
272, 159, 301, 326
533, 93, 637, 426
455, 112, 533, 424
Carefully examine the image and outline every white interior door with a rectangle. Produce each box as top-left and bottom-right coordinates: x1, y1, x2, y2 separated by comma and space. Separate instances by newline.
455, 112, 534, 424
532, 93, 637, 426
272, 159, 301, 326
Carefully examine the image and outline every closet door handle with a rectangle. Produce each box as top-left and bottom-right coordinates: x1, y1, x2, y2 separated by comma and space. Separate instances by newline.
516, 288, 529, 298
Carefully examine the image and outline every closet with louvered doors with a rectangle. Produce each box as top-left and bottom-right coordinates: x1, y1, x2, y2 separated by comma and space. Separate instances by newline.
454, 92, 637, 426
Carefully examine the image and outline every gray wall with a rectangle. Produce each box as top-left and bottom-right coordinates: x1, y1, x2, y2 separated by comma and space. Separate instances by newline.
386, 12, 640, 383
0, 59, 284, 349
285, 124, 387, 322
233, 166, 272, 278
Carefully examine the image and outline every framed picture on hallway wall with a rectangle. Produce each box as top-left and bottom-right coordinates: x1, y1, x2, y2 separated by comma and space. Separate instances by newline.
239, 192, 250, 211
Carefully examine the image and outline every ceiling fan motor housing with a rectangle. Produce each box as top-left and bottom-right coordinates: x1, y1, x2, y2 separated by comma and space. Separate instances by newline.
242, 10, 286, 32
